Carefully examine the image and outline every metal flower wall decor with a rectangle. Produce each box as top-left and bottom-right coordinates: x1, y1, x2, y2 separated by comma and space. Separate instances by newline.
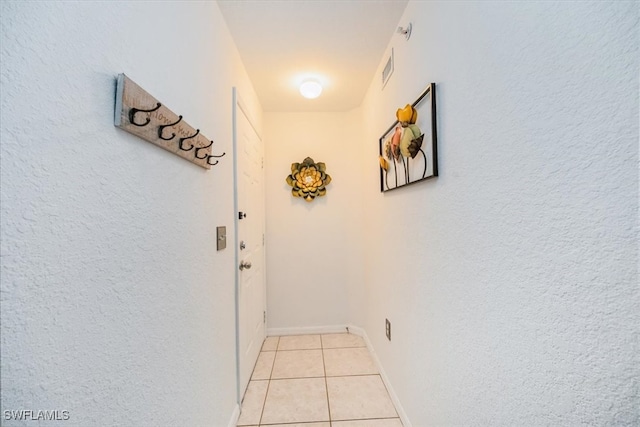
286, 157, 332, 202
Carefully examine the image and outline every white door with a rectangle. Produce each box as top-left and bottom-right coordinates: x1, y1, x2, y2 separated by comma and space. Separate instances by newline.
234, 89, 266, 403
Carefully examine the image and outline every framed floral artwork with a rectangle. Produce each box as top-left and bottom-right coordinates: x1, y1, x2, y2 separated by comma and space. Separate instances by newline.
379, 83, 438, 192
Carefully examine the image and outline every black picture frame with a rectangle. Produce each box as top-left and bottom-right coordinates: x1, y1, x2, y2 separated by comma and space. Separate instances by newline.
379, 83, 438, 192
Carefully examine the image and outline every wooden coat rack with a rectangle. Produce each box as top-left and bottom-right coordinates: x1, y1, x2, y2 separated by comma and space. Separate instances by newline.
114, 74, 224, 169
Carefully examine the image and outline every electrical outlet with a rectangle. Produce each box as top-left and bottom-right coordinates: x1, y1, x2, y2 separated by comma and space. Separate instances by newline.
385, 318, 391, 341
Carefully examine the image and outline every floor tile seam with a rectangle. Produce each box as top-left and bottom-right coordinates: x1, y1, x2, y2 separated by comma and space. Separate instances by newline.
374, 373, 400, 419
324, 374, 399, 421
256, 380, 270, 426
260, 336, 280, 352
252, 350, 278, 381
325, 373, 383, 379
275, 345, 367, 351
320, 334, 333, 424
323, 343, 378, 378
257, 343, 278, 426
236, 380, 268, 427
269, 375, 327, 380
324, 373, 380, 378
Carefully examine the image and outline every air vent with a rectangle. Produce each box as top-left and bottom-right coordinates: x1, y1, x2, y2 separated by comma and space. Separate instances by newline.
382, 49, 394, 89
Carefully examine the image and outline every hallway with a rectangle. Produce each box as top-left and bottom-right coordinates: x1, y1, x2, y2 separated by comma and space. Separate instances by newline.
1, 2, 637, 426
237, 334, 402, 427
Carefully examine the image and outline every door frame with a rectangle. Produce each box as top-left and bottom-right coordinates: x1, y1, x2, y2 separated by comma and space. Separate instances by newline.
232, 87, 266, 405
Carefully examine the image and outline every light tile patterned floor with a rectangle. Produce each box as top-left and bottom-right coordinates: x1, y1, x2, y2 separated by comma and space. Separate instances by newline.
237, 333, 403, 427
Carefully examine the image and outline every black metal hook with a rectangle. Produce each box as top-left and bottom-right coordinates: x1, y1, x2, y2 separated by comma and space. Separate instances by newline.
206, 152, 226, 166
129, 102, 161, 127
178, 128, 199, 151
194, 140, 214, 159
158, 115, 183, 141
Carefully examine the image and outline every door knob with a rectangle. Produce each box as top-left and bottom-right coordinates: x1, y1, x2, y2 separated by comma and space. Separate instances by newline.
239, 260, 252, 271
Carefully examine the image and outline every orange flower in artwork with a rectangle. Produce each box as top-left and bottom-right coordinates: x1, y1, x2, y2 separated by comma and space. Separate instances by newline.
396, 104, 418, 125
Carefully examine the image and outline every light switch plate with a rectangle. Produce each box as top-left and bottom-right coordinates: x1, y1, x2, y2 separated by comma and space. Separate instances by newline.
216, 226, 226, 250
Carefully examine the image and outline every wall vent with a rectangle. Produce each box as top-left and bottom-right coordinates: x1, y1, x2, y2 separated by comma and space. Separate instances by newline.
381, 48, 394, 89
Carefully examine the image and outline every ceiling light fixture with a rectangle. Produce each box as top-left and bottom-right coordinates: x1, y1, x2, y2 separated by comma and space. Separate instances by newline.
299, 80, 323, 99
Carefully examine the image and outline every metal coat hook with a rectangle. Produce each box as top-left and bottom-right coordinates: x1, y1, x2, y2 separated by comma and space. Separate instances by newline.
206, 152, 226, 166
129, 102, 161, 127
179, 128, 199, 151
194, 140, 213, 159
158, 115, 183, 140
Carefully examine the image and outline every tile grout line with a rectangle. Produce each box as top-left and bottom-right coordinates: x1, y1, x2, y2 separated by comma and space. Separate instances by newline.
257, 336, 278, 426
376, 371, 401, 420
251, 334, 393, 427
320, 334, 333, 427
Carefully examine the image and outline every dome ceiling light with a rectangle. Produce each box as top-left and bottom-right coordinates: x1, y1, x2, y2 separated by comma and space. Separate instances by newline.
299, 80, 323, 99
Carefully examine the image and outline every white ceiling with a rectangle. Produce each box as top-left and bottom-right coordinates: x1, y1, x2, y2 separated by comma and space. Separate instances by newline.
218, 0, 409, 112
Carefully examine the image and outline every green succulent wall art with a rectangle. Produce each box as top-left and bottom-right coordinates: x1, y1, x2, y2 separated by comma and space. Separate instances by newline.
286, 157, 332, 202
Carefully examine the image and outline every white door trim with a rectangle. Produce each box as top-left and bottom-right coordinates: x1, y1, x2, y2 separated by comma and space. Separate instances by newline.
232, 87, 241, 405
232, 87, 264, 405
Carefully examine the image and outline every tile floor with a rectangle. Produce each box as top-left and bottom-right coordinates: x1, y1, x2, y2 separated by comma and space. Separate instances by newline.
237, 333, 403, 427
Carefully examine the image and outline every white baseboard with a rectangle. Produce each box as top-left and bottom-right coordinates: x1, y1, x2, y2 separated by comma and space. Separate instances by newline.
226, 403, 239, 427
346, 324, 412, 427
267, 324, 350, 336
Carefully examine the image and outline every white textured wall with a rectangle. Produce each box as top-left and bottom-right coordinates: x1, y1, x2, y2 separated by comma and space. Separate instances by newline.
357, 1, 639, 425
264, 111, 364, 331
0, 2, 260, 426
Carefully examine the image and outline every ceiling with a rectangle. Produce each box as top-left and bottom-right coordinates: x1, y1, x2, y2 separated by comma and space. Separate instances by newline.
217, 0, 409, 112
